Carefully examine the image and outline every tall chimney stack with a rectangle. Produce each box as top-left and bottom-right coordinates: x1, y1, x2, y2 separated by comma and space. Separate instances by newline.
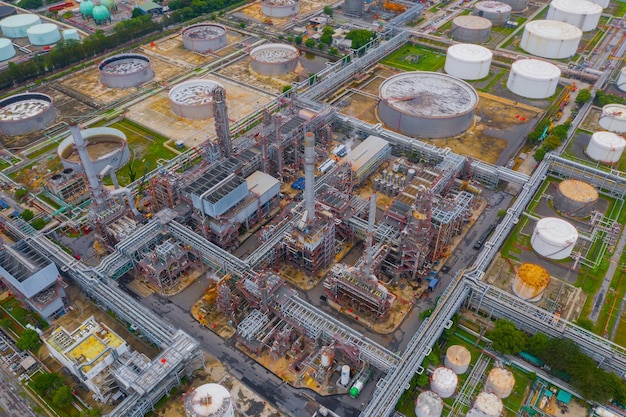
303, 131, 316, 222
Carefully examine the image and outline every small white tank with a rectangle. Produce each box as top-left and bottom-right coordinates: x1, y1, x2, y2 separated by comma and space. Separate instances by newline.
617, 67, 626, 92
341, 365, 350, 386
0, 37, 14, 61
520, 20, 581, 59
415, 391, 444, 417
587, 131, 626, 163
507, 59, 561, 99
321, 346, 333, 367
513, 263, 550, 302
431, 367, 458, 398
531, 217, 578, 260
445, 345, 472, 374
599, 104, 626, 133
485, 367, 516, 398
547, 0, 602, 31
62, 29, 80, 41
474, 392, 503, 417
445, 44, 492, 80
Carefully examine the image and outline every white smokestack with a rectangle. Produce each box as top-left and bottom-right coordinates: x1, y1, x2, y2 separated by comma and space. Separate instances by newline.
303, 131, 316, 222
69, 123, 105, 207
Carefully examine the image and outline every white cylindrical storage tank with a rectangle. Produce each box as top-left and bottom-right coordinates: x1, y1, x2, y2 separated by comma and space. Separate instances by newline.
262, 0, 299, 17
520, 20, 581, 59
341, 365, 350, 385
499, 0, 527, 11
445, 345, 472, 374
513, 263, 551, 301
62, 29, 80, 41
430, 367, 458, 398
445, 44, 492, 80
474, 1, 511, 25
378, 72, 479, 139
531, 217, 578, 260
27, 23, 60, 46
99, 53, 155, 89
415, 391, 444, 417
599, 104, 626, 133
182, 23, 227, 52
250, 43, 299, 76
507, 59, 561, 99
485, 368, 516, 398
184, 383, 234, 417
58, 127, 130, 173
617, 67, 626, 92
169, 79, 223, 120
451, 16, 492, 43
0, 14, 41, 38
554, 179, 598, 216
587, 131, 626, 163
320, 346, 333, 367
0, 93, 56, 136
0, 38, 15, 61
344, 0, 364, 15
474, 392, 503, 417
547, 0, 601, 32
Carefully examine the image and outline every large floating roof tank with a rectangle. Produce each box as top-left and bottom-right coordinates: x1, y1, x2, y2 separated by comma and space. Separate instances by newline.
485, 368, 516, 398
430, 367, 458, 398
184, 383, 234, 417
554, 179, 598, 217
520, 20, 581, 59
599, 104, 626, 133
531, 217, 578, 260
27, 23, 60, 46
587, 131, 626, 162
547, 0, 601, 31
98, 53, 154, 89
507, 59, 561, 99
250, 43, 299, 76
0, 93, 56, 136
445, 44, 492, 80
415, 391, 444, 417
445, 345, 471, 374
0, 14, 41, 38
262, 0, 300, 17
182, 23, 227, 52
0, 38, 15, 61
474, 1, 511, 25
513, 263, 550, 301
451, 15, 492, 43
168, 79, 223, 120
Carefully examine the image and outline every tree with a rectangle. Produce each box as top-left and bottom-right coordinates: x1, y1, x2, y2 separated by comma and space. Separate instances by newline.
52, 386, 74, 408
31, 372, 62, 396
534, 147, 547, 162
345, 29, 375, 50
575, 89, 591, 105
31, 218, 46, 230
320, 33, 333, 45
524, 332, 550, 357
304, 38, 316, 48
329, 47, 339, 56
131, 7, 144, 18
294, 35, 303, 45
127, 164, 136, 183
322, 26, 334, 35
20, 209, 34, 221
488, 319, 526, 354
18, 0, 43, 9
16, 329, 41, 351
15, 187, 28, 201
282, 85, 292, 94
419, 308, 434, 320
574, 317, 594, 331
0, 318, 11, 329
323, 5, 333, 16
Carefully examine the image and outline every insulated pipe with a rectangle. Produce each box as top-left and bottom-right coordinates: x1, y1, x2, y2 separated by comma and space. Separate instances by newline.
303, 131, 316, 222
109, 187, 140, 216
69, 123, 105, 207
99, 165, 120, 190
363, 193, 377, 278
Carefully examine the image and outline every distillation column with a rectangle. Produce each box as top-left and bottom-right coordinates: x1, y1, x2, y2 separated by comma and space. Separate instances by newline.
213, 86, 231, 158
304, 131, 316, 222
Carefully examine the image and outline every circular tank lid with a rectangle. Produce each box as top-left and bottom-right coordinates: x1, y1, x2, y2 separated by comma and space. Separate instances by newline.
0, 14, 40, 28
446, 345, 471, 364
517, 263, 550, 287
475, 392, 503, 415
188, 383, 231, 416
169, 79, 223, 105
27, 23, 58, 35
487, 367, 516, 387
183, 23, 226, 39
0, 93, 52, 121
0, 37, 11, 47
475, 1, 512, 12
250, 43, 299, 62
99, 53, 150, 73
453, 15, 493, 29
448, 43, 493, 62
591, 131, 626, 148
558, 179, 598, 202
432, 367, 458, 386
379, 72, 478, 118
535, 217, 578, 244
525, 19, 582, 40
550, 0, 602, 13
602, 104, 626, 120
511, 59, 561, 80
263, 0, 298, 5
416, 391, 443, 413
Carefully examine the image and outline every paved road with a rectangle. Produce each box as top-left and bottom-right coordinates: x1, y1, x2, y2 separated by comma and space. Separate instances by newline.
0, 362, 40, 417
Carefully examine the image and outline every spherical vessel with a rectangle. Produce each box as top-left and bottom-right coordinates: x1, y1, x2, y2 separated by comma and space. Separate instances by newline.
507, 59, 561, 99
0, 38, 15, 61
474, 392, 503, 417
0, 93, 56, 136
451, 16, 492, 43
344, 0, 364, 15
101, 0, 116, 10
62, 29, 80, 42
599, 104, 626, 133
587, 131, 626, 162
184, 383, 234, 417
474, 1, 511, 25
99, 53, 154, 89
485, 368, 516, 398
378, 72, 479, 139
617, 67, 626, 92
80, 0, 94, 16
445, 44, 492, 80
520, 20, 581, 59
430, 367, 458, 398
498, 0, 527, 11
182, 24, 227, 52
531, 217, 578, 260
0, 14, 41, 38
27, 23, 60, 46
513, 263, 550, 301
262, 0, 299, 17
341, 365, 350, 386
547, 0, 601, 32
250, 43, 299, 76
445, 345, 471, 374
92, 5, 110, 23
554, 179, 598, 216
169, 79, 223, 120
415, 391, 444, 417
0, 6, 16, 19
58, 127, 130, 173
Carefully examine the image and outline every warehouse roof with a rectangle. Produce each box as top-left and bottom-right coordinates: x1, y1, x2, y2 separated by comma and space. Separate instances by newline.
183, 158, 242, 197
246, 171, 279, 197
349, 135, 390, 172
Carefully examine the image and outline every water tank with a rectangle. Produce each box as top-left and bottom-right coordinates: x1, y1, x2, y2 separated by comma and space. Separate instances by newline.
473, 392, 503, 417
182, 23, 227, 52
513, 263, 551, 301
92, 5, 110, 24
485, 368, 516, 398
554, 179, 598, 216
0, 14, 41, 38
547, 0, 601, 31
99, 53, 154, 88
599, 104, 626, 133
587, 131, 626, 163
415, 391, 444, 417
341, 365, 350, 385
0, 38, 15, 61
262, 0, 300, 17
445, 44, 492, 80
62, 29, 80, 42
344, 0, 364, 15
320, 346, 333, 367
617, 67, 626, 92
451, 16, 492, 43
520, 20, 581, 59
430, 367, 458, 398
250, 43, 299, 76
499, 0, 527, 11
507, 59, 561, 99
445, 345, 471, 374
184, 383, 234, 417
27, 23, 60, 46
0, 93, 56, 136
474, 1, 511, 25
531, 217, 578, 260
80, 0, 94, 17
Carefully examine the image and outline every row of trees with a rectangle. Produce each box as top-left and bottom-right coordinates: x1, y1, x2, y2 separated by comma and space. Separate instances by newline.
488, 319, 626, 404
595, 90, 626, 107
31, 372, 101, 416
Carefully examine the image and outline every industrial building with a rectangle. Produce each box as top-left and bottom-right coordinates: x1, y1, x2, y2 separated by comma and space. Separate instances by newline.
136, 239, 198, 290
45, 168, 90, 207
349, 135, 391, 184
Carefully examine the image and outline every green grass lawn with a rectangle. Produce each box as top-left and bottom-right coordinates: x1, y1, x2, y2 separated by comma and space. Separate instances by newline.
0, 297, 48, 330
381, 45, 446, 72
610, 0, 626, 17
